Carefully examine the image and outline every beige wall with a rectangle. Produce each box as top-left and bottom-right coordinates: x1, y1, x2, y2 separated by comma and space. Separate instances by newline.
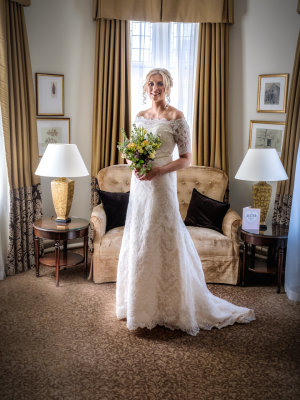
228, 0, 299, 224
25, 0, 299, 222
25, 0, 95, 220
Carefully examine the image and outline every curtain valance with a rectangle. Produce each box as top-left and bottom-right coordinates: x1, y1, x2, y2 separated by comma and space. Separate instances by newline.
162, 0, 233, 23
93, 0, 234, 23
10, 0, 31, 6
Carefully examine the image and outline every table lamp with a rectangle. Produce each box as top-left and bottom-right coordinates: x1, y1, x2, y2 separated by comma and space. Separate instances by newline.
235, 148, 288, 230
35, 144, 89, 224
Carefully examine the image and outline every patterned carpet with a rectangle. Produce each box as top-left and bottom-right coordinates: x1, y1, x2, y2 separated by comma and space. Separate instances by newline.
0, 260, 300, 400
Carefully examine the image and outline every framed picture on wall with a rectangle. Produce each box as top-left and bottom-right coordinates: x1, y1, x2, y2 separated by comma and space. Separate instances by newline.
257, 73, 289, 113
37, 118, 70, 156
249, 120, 285, 156
35, 73, 64, 116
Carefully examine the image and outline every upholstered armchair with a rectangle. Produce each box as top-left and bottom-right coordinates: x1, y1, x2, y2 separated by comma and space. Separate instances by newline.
90, 164, 242, 285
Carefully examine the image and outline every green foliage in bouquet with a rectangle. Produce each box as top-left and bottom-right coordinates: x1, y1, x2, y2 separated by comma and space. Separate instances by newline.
117, 124, 161, 175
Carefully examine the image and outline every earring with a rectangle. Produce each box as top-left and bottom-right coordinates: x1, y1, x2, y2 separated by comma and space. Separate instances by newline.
142, 91, 147, 104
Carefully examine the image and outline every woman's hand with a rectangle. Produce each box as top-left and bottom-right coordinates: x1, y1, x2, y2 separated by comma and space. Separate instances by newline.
135, 167, 161, 181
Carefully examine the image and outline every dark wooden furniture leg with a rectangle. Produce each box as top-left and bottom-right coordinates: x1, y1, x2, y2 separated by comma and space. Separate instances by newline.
242, 242, 248, 286
34, 237, 40, 277
84, 235, 88, 277
55, 240, 60, 287
277, 247, 285, 294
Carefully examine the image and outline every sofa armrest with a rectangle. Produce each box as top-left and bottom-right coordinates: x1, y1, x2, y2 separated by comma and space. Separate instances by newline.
222, 209, 242, 242
90, 204, 107, 250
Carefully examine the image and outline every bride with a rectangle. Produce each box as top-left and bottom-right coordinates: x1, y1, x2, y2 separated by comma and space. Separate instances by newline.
116, 68, 255, 335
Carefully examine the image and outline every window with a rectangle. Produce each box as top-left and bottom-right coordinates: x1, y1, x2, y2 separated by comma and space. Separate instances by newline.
130, 21, 199, 132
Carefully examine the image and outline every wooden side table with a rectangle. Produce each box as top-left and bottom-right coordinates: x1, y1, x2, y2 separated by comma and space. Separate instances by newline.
240, 224, 289, 293
33, 217, 89, 286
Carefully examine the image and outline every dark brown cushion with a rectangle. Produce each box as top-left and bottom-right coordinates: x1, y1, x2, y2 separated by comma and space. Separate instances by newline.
184, 188, 229, 233
98, 189, 130, 232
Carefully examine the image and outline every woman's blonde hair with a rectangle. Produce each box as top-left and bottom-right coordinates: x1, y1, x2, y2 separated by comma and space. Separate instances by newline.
142, 68, 173, 104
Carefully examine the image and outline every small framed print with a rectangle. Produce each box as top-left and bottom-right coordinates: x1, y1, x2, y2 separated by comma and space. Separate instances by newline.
249, 120, 285, 157
242, 207, 260, 232
37, 118, 70, 156
257, 73, 289, 113
35, 73, 64, 116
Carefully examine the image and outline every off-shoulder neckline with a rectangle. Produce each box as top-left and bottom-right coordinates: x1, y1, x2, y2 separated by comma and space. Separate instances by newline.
135, 116, 186, 123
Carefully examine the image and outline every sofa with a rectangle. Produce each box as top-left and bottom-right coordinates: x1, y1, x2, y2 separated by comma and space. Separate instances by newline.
89, 164, 242, 285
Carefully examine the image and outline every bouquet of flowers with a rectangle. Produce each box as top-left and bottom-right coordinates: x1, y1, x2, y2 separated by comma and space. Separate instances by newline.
117, 124, 161, 175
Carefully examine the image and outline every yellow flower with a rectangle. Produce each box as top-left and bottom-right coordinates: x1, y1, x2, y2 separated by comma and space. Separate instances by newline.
127, 143, 135, 149
143, 140, 149, 146
149, 152, 155, 159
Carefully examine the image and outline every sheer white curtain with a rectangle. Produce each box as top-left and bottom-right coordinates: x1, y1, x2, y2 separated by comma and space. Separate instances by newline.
130, 21, 199, 133
0, 105, 10, 280
285, 141, 300, 301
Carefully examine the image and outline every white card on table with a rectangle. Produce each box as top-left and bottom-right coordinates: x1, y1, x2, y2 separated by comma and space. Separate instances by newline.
242, 207, 260, 231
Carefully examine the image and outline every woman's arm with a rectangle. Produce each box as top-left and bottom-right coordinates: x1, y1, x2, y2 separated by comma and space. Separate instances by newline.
159, 153, 191, 174
136, 152, 191, 181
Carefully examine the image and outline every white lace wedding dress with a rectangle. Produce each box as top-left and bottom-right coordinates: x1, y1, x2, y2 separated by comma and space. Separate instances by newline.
116, 117, 255, 335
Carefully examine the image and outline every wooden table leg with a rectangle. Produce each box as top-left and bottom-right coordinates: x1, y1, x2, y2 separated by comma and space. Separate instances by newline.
242, 242, 248, 286
34, 237, 40, 277
55, 240, 60, 287
277, 247, 285, 294
84, 235, 88, 278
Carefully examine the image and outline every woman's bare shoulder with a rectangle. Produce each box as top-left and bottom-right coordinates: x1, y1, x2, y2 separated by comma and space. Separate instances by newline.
136, 109, 151, 118
166, 106, 184, 120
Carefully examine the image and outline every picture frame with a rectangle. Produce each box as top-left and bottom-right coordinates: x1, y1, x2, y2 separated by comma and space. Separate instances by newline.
35, 73, 64, 116
257, 73, 289, 113
37, 118, 70, 156
249, 120, 285, 156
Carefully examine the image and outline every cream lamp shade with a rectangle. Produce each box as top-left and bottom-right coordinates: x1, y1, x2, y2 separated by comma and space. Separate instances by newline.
235, 148, 288, 229
35, 144, 89, 224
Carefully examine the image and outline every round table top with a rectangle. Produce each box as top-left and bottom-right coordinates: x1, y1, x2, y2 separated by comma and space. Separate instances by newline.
33, 217, 89, 233
241, 224, 289, 239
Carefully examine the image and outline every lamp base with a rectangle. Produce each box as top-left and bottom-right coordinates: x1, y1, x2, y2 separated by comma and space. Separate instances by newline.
51, 178, 74, 223
259, 224, 267, 231
55, 217, 71, 225
252, 181, 272, 227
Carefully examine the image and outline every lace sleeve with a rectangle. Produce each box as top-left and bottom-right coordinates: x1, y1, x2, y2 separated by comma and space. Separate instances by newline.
171, 118, 191, 155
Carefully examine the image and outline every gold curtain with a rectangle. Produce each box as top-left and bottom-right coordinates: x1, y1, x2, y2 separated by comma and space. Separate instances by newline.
10, 0, 31, 5
93, 0, 161, 22
192, 23, 229, 174
273, 29, 300, 226
93, 0, 233, 23
91, 18, 131, 207
162, 0, 233, 23
0, 0, 42, 275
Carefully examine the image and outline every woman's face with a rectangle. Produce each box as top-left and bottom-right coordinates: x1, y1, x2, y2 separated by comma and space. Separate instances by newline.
146, 74, 166, 102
